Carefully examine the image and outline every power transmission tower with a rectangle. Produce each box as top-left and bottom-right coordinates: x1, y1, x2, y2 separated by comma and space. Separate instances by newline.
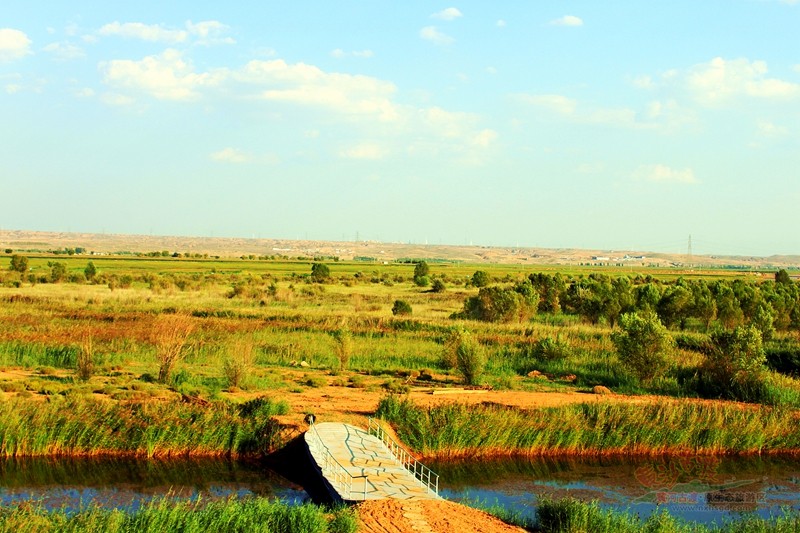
687, 234, 693, 268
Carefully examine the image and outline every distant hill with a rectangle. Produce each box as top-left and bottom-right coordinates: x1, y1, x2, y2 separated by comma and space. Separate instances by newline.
1, 229, 798, 269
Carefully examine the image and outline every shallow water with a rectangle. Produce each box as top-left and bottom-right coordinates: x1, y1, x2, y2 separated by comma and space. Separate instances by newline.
0, 457, 307, 512
429, 455, 800, 525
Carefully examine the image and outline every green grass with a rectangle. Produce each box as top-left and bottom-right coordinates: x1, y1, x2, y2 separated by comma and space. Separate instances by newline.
376, 395, 800, 458
529, 497, 800, 533
0, 497, 358, 533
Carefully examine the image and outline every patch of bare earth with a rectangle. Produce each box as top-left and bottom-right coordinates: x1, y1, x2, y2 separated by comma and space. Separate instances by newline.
356, 499, 526, 533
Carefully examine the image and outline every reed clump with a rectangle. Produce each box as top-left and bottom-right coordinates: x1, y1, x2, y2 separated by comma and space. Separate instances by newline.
376, 395, 800, 458
0, 395, 290, 458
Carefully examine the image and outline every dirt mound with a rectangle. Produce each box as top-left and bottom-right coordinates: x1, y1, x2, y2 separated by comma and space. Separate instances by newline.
356, 499, 526, 533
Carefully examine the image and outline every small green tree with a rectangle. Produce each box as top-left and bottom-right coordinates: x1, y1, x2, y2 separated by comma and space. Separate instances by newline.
775, 269, 792, 285
310, 262, 330, 283
471, 270, 490, 288
611, 311, 674, 381
392, 300, 412, 316
9, 254, 28, 275
413, 261, 430, 286
751, 304, 776, 342
48, 261, 67, 283
84, 261, 97, 281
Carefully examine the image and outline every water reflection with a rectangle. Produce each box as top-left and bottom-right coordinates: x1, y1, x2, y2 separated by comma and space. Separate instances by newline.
0, 457, 306, 512
429, 455, 800, 525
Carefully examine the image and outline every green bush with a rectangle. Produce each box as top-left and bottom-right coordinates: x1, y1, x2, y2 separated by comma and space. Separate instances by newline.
392, 300, 413, 316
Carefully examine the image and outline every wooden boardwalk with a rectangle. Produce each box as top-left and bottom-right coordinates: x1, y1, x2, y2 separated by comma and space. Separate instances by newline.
304, 422, 440, 502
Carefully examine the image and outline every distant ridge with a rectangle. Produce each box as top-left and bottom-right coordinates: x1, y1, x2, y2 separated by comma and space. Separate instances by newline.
0, 229, 797, 268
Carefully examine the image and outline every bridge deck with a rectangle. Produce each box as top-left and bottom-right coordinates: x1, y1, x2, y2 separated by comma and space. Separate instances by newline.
305, 422, 439, 502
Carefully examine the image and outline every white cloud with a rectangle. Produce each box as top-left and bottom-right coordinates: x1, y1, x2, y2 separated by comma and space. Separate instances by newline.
74, 87, 95, 98
633, 164, 697, 184
431, 8, 463, 21
239, 59, 400, 121
43, 41, 85, 61
101, 48, 224, 101
0, 28, 32, 62
5, 83, 21, 94
472, 129, 498, 147
550, 15, 583, 27
98, 22, 188, 43
686, 57, 799, 106
211, 147, 248, 163
496, 20, 506, 28
420, 26, 454, 45
339, 143, 387, 160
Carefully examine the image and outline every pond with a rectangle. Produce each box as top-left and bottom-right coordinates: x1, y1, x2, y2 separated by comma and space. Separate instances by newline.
0, 457, 307, 512
430, 454, 800, 525
1, 455, 799, 526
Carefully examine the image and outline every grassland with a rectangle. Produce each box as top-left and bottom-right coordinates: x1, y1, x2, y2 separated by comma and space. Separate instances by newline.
0, 250, 799, 530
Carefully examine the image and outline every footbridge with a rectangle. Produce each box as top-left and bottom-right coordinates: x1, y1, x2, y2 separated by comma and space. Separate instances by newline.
304, 419, 440, 502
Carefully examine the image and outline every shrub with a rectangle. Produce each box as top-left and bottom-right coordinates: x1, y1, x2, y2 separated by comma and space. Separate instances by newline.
697, 325, 771, 403
392, 300, 413, 316
431, 279, 446, 293
611, 310, 674, 381
442, 328, 484, 385
151, 314, 195, 384
223, 341, 254, 389
76, 335, 95, 381
332, 327, 353, 371
459, 286, 535, 323
530, 336, 572, 361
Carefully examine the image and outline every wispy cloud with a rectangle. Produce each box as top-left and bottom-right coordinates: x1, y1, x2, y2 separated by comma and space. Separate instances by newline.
98, 20, 234, 45
633, 164, 697, 184
339, 143, 387, 160
0, 28, 32, 62
43, 41, 85, 61
211, 147, 248, 163
420, 26, 454, 45
330, 48, 374, 59
98, 22, 187, 43
431, 8, 463, 21
549, 15, 583, 27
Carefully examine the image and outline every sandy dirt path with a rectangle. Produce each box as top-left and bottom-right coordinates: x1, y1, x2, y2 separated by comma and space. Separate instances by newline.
356, 499, 527, 533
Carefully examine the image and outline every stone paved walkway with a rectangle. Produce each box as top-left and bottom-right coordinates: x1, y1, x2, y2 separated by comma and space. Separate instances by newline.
304, 422, 439, 502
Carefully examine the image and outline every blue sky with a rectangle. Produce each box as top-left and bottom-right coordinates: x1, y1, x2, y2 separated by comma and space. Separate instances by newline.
1, 1, 799, 256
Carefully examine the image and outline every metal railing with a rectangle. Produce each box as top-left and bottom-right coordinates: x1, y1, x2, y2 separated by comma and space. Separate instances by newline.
306, 423, 368, 501
368, 417, 439, 496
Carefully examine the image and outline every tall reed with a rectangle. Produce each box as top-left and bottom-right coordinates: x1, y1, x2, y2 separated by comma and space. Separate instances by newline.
376, 396, 800, 458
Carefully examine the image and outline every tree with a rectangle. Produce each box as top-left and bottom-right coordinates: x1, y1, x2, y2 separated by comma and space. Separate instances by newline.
775, 269, 792, 285
9, 254, 28, 275
471, 270, 490, 288
48, 261, 67, 283
611, 310, 674, 382
84, 261, 97, 281
413, 261, 430, 286
310, 262, 330, 283
460, 284, 538, 322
